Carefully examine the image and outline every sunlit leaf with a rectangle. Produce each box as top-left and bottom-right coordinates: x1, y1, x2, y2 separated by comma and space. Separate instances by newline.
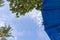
7, 0, 42, 17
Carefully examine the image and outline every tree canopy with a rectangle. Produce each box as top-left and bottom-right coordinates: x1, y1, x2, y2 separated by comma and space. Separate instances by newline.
7, 0, 42, 17
0, 25, 13, 40
0, 0, 4, 7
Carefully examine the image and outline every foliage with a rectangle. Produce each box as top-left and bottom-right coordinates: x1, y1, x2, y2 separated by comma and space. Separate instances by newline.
0, 25, 13, 40
0, 0, 4, 7
7, 0, 42, 17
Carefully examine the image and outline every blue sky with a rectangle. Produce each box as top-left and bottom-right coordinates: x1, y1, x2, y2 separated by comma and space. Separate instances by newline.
0, 0, 50, 40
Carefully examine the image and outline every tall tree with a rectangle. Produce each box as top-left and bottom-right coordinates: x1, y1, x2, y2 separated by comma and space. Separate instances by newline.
0, 25, 13, 40
7, 0, 42, 17
0, 0, 4, 7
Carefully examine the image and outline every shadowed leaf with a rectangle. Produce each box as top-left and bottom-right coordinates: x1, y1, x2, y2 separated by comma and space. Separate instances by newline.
7, 0, 42, 17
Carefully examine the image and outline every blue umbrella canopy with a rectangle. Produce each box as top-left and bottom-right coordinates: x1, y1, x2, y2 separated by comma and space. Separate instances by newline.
42, 0, 60, 29
42, 0, 60, 40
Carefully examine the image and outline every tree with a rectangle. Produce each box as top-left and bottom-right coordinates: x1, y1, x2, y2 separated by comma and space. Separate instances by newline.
7, 0, 42, 17
0, 25, 13, 40
0, 0, 4, 7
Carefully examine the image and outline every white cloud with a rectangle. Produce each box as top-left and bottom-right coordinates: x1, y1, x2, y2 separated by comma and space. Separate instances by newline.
0, 15, 6, 27
37, 30, 50, 40
0, 21, 5, 27
28, 9, 51, 40
28, 8, 44, 29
